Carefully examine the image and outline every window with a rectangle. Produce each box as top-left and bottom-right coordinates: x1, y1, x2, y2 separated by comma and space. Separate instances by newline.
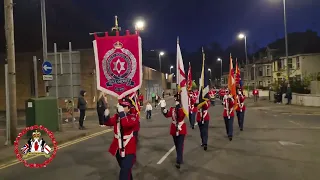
287, 58, 292, 69
277, 60, 282, 70
268, 81, 271, 84
266, 65, 271, 76
251, 67, 254, 80
258, 67, 263, 76
296, 57, 300, 69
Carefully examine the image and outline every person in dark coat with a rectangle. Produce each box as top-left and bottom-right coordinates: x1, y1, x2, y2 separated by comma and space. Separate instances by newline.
97, 92, 108, 127
77, 90, 87, 130
286, 84, 292, 105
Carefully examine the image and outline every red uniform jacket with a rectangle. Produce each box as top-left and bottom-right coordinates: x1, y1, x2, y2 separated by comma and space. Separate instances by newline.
235, 94, 246, 112
219, 89, 226, 97
139, 94, 144, 102
189, 96, 197, 113
209, 90, 215, 99
163, 107, 187, 136
223, 95, 235, 117
104, 113, 139, 156
253, 89, 259, 96
196, 101, 210, 122
130, 107, 140, 132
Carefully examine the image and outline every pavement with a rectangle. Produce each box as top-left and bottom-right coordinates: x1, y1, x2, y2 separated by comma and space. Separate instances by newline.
0, 98, 320, 179
247, 98, 320, 115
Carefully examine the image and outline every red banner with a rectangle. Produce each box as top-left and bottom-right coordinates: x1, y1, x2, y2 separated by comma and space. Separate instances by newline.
93, 32, 142, 99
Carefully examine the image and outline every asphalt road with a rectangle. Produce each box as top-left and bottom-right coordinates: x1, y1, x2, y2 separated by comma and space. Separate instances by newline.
0, 99, 320, 180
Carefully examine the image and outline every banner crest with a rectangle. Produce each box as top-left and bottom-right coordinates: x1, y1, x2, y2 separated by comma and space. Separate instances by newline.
93, 32, 142, 99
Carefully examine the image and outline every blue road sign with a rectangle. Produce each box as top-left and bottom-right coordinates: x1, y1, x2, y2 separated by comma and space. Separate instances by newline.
42, 61, 53, 75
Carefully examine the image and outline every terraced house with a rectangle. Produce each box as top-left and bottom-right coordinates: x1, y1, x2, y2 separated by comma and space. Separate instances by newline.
272, 53, 320, 83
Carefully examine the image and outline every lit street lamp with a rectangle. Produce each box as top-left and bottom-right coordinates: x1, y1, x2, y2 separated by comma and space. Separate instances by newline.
208, 68, 211, 78
159, 51, 165, 72
217, 58, 222, 86
269, 0, 289, 80
238, 33, 252, 87
134, 20, 145, 31
170, 65, 174, 74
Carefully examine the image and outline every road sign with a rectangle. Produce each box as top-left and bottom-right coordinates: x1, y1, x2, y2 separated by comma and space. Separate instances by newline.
42, 61, 53, 75
43, 75, 53, 81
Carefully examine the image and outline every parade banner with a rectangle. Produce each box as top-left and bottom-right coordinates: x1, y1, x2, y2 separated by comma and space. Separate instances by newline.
93, 31, 142, 99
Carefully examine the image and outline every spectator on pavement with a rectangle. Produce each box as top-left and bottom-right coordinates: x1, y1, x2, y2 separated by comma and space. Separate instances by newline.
97, 92, 108, 127
285, 84, 292, 105
64, 99, 76, 123
77, 90, 87, 130
253, 88, 259, 102
145, 101, 153, 119
151, 92, 156, 103
155, 94, 160, 107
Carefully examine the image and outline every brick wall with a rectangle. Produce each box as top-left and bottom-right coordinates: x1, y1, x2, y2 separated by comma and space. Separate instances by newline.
0, 52, 46, 111
0, 49, 169, 111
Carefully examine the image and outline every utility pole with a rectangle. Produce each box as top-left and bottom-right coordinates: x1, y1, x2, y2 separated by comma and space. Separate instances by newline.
40, 0, 49, 96
4, 0, 18, 144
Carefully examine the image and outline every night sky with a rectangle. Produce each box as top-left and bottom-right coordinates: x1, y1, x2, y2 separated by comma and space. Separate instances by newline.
79, 0, 320, 52
0, 0, 319, 54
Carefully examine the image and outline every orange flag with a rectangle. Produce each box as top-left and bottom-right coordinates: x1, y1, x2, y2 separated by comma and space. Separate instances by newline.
228, 54, 237, 107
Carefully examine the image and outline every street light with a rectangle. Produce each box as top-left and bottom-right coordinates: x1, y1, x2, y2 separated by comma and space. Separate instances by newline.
170, 65, 174, 74
217, 58, 222, 86
208, 68, 211, 78
159, 51, 165, 72
238, 33, 252, 87
269, 0, 289, 81
134, 20, 145, 31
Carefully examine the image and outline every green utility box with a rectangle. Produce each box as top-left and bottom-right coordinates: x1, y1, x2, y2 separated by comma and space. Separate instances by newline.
25, 97, 59, 137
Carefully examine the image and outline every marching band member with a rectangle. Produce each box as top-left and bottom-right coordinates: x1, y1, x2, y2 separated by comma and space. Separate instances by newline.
196, 99, 210, 151
223, 89, 235, 141
160, 93, 186, 169
188, 91, 196, 129
209, 88, 216, 106
235, 88, 246, 131
104, 97, 139, 180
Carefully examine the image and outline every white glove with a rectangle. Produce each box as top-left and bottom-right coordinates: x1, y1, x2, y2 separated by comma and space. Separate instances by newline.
160, 100, 166, 108
104, 109, 110, 116
175, 101, 180, 105
228, 94, 232, 98
117, 104, 124, 113
163, 109, 168, 113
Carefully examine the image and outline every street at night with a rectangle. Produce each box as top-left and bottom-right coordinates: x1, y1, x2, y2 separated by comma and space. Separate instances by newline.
1, 99, 319, 180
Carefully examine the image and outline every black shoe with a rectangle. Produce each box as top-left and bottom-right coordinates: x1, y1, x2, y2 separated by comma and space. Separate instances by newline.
240, 128, 243, 131
228, 137, 233, 141
175, 163, 180, 169
192, 126, 194, 129
201, 144, 204, 147
203, 145, 207, 151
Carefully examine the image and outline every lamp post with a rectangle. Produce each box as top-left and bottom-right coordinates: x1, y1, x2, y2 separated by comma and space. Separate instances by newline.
208, 68, 212, 88
170, 65, 173, 74
217, 58, 222, 86
238, 33, 252, 87
159, 51, 164, 72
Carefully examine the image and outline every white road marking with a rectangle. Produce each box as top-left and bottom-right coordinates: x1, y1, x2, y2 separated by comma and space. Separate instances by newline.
289, 120, 302, 127
278, 141, 303, 146
156, 146, 175, 164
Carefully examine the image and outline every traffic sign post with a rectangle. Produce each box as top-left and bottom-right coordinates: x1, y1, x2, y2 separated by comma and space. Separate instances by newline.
42, 61, 53, 81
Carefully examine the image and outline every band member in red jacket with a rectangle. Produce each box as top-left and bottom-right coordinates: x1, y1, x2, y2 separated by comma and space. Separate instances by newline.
223, 90, 235, 141
188, 91, 196, 129
138, 93, 144, 106
196, 99, 210, 151
104, 97, 139, 180
235, 88, 246, 131
160, 93, 186, 169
